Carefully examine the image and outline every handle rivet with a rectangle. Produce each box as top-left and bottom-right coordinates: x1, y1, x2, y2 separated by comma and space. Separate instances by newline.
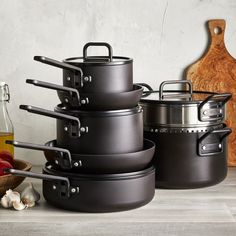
81, 99, 86, 105
202, 145, 206, 150
64, 126, 68, 131
71, 188, 76, 193
53, 185, 57, 190
74, 162, 79, 167
219, 144, 222, 149
65, 98, 69, 103
80, 127, 86, 132
67, 77, 71, 81
55, 160, 59, 164
203, 111, 207, 115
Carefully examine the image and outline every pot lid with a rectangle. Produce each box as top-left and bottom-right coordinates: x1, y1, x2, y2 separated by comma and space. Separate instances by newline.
140, 80, 231, 105
64, 42, 132, 66
141, 90, 218, 105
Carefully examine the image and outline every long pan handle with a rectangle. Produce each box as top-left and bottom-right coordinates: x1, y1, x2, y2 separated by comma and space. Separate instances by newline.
3, 168, 77, 198
19, 105, 86, 138
5, 140, 74, 169
26, 79, 82, 106
34, 56, 83, 74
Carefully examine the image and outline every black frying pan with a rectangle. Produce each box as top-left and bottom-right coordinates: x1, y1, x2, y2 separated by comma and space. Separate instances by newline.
4, 163, 155, 212
6, 139, 155, 173
26, 79, 143, 110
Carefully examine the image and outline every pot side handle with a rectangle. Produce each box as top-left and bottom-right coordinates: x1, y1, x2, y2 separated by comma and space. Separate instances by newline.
4, 168, 78, 198
19, 105, 88, 138
5, 140, 74, 170
198, 127, 232, 156
198, 93, 232, 122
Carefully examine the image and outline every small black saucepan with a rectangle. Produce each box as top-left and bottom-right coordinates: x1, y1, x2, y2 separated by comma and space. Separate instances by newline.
6, 139, 155, 173
34, 42, 133, 94
26, 79, 143, 110
4, 163, 155, 212
19, 104, 143, 154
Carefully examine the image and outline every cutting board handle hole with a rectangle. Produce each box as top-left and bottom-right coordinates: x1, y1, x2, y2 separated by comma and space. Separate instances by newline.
214, 27, 222, 35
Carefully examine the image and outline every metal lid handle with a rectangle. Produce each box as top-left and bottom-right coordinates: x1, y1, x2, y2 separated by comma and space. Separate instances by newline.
83, 42, 113, 62
159, 80, 193, 100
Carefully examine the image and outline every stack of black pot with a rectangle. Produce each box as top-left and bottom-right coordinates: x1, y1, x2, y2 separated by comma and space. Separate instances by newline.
7, 42, 156, 212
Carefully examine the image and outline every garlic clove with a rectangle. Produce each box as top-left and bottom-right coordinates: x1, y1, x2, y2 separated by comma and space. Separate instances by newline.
13, 201, 27, 211
22, 198, 35, 208
1, 195, 11, 208
21, 183, 40, 205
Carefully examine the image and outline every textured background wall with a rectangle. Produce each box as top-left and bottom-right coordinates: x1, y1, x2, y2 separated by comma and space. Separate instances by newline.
1, 0, 236, 165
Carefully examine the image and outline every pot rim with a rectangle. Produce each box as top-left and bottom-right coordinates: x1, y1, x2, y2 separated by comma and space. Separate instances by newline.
64, 56, 133, 66
43, 163, 155, 181
55, 104, 143, 116
141, 90, 219, 105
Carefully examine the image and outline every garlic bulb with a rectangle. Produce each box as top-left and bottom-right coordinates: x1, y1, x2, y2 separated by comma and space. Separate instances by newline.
13, 201, 27, 211
1, 189, 21, 208
21, 183, 40, 207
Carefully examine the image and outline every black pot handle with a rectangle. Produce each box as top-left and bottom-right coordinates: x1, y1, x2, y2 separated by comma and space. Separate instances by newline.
136, 83, 154, 98
198, 127, 232, 156
198, 93, 232, 122
5, 140, 78, 170
4, 168, 79, 198
83, 42, 113, 62
26, 79, 89, 106
34, 56, 91, 88
19, 105, 88, 138
159, 80, 193, 100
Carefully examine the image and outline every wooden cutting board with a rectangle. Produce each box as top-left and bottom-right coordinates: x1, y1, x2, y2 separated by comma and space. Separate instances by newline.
186, 19, 236, 166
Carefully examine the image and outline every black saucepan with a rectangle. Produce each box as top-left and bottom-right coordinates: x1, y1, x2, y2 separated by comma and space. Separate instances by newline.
145, 125, 231, 189
34, 42, 133, 94
26, 79, 143, 110
19, 104, 143, 154
6, 139, 155, 173
5, 163, 155, 212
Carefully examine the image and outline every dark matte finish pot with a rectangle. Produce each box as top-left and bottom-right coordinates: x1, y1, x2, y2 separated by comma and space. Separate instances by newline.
34, 42, 133, 94
144, 125, 231, 189
20, 104, 143, 154
5, 164, 155, 213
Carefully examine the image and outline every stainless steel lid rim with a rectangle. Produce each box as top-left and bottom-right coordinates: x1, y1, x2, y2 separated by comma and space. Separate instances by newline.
64, 56, 133, 66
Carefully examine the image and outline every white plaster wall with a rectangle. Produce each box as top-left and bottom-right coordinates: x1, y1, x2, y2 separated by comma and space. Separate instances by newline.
1, 0, 236, 165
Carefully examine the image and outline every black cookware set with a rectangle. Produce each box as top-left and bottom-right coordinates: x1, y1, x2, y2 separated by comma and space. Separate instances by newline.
5, 43, 232, 213
6, 42, 156, 212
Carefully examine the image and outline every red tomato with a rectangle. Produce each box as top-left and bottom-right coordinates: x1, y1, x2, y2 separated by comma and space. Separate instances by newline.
0, 151, 14, 166
0, 160, 13, 176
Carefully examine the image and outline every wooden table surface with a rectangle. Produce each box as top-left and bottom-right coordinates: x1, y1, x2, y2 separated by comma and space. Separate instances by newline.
0, 167, 236, 236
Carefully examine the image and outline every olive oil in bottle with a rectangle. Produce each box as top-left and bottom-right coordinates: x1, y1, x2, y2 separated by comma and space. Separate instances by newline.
0, 82, 14, 158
